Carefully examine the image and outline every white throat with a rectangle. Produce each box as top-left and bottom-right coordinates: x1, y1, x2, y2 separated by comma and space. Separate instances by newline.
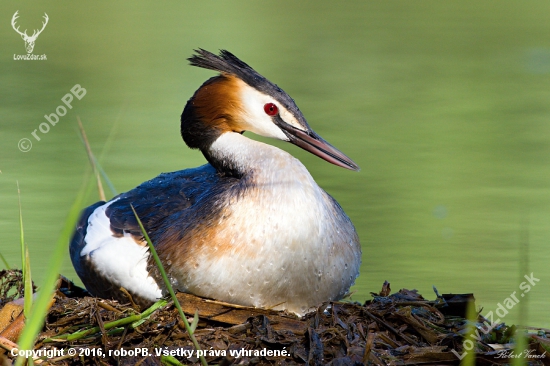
208, 132, 302, 177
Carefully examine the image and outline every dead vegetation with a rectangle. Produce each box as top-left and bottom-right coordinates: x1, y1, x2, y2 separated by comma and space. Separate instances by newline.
0, 270, 548, 365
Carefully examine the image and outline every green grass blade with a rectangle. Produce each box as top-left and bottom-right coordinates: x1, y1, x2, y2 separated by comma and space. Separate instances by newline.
74, 121, 117, 197
0, 252, 10, 269
190, 310, 199, 333
17, 181, 33, 319
161, 355, 186, 366
130, 205, 207, 366
97, 100, 125, 164
96, 104, 123, 196
131, 299, 169, 328
96, 160, 117, 196
77, 116, 106, 201
460, 300, 476, 366
15, 172, 95, 366
17, 181, 25, 281
24, 247, 33, 317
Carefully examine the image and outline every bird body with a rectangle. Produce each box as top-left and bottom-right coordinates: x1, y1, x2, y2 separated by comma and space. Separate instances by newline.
70, 50, 361, 315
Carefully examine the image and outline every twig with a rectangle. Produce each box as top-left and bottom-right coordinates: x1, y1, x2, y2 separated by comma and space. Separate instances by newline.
97, 301, 123, 314
362, 332, 375, 364
94, 299, 108, 348
0, 336, 19, 352
119, 287, 139, 311
516, 325, 550, 333
114, 325, 130, 360
363, 309, 420, 347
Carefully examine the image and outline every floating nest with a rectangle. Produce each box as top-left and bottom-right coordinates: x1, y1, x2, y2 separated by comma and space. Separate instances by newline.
0, 269, 548, 365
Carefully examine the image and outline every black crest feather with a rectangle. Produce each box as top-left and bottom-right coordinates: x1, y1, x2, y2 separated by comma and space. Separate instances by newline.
188, 49, 265, 88
187, 49, 306, 127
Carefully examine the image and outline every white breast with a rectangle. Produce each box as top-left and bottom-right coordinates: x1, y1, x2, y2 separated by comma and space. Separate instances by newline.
172, 133, 361, 315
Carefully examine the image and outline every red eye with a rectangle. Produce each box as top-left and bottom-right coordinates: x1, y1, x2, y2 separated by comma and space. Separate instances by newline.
264, 103, 279, 116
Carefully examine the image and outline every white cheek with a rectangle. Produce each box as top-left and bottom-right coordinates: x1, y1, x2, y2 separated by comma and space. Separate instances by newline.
239, 87, 289, 140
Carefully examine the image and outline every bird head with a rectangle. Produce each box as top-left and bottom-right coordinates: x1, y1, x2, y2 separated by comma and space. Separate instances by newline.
181, 49, 359, 171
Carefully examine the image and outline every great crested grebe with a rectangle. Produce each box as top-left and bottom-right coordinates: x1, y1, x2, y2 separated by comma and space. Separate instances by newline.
70, 49, 361, 316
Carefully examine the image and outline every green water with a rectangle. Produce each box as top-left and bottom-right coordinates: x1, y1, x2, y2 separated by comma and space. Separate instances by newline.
1, 1, 549, 327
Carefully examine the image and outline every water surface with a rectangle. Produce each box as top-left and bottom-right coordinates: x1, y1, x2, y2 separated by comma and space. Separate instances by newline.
1, 1, 549, 327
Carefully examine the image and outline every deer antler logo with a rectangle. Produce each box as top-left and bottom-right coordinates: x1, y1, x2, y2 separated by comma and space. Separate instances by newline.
11, 10, 49, 54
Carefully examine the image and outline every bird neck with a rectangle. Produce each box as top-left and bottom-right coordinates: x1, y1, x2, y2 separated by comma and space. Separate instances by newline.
204, 132, 288, 178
